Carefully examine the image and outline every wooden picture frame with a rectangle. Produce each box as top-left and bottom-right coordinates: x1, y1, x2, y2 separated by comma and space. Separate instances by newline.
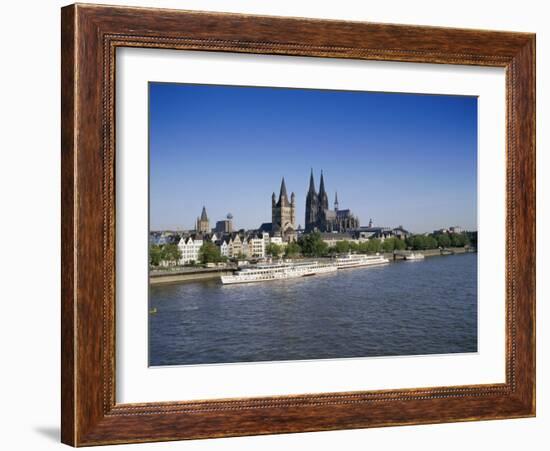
61, 3, 535, 446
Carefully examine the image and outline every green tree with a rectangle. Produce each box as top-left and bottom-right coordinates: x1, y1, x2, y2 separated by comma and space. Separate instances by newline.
436, 233, 451, 248
149, 244, 163, 266
425, 235, 438, 249
380, 237, 405, 252
409, 235, 421, 250
466, 231, 477, 248
161, 244, 182, 265
333, 240, 351, 254
366, 238, 381, 253
284, 242, 301, 258
265, 243, 282, 258
298, 232, 329, 257
381, 238, 395, 252
410, 235, 428, 250
451, 232, 470, 247
198, 241, 222, 264
394, 237, 406, 250
317, 240, 329, 257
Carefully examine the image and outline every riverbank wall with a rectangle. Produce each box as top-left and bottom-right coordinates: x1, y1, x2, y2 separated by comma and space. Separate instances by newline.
150, 268, 233, 285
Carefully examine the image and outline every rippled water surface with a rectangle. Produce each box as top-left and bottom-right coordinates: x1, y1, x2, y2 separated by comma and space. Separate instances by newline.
149, 253, 477, 366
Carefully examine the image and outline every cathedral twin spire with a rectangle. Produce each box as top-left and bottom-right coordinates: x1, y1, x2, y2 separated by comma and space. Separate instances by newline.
305, 170, 359, 233
318, 170, 329, 211
305, 169, 333, 232
308, 168, 316, 194
307, 169, 330, 206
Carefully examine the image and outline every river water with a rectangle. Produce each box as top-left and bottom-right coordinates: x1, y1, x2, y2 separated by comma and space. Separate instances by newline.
149, 253, 477, 366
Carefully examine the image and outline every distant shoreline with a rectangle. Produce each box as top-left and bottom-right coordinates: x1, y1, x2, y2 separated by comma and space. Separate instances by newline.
149, 247, 475, 285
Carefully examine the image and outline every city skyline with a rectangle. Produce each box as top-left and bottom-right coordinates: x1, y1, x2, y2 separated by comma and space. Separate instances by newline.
149, 82, 477, 233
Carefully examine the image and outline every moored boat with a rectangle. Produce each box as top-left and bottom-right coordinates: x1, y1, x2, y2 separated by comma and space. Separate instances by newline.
333, 253, 390, 269
221, 260, 337, 285
404, 252, 425, 261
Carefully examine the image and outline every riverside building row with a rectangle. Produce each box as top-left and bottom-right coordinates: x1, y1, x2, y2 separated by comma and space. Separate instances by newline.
177, 231, 283, 265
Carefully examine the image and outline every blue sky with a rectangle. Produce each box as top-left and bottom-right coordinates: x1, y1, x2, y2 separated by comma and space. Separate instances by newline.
149, 82, 477, 233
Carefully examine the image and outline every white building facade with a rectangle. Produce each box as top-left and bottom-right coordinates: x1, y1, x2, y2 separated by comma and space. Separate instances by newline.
248, 236, 266, 258
219, 239, 230, 258
178, 236, 203, 265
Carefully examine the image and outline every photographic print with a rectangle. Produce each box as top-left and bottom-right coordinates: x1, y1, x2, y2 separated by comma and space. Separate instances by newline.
148, 82, 478, 367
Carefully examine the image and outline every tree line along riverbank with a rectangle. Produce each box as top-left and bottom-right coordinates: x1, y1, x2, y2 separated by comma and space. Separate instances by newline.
150, 230, 476, 268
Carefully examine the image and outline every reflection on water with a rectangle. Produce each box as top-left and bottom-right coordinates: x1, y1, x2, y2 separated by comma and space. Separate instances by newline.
149, 253, 477, 366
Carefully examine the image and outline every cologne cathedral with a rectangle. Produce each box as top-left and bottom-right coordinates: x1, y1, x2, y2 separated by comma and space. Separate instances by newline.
305, 170, 359, 233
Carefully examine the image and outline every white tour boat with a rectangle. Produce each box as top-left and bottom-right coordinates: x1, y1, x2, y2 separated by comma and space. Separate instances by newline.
333, 253, 390, 269
404, 252, 425, 261
221, 260, 337, 285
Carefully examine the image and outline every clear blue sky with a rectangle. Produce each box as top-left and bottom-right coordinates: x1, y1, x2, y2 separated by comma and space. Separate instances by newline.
149, 82, 477, 233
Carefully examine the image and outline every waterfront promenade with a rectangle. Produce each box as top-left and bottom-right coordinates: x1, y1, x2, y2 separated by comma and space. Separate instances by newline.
150, 267, 234, 285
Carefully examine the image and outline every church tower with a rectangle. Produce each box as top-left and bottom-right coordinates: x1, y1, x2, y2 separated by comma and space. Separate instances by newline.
318, 170, 329, 211
305, 169, 319, 232
196, 206, 210, 233
272, 178, 296, 241
334, 191, 339, 212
